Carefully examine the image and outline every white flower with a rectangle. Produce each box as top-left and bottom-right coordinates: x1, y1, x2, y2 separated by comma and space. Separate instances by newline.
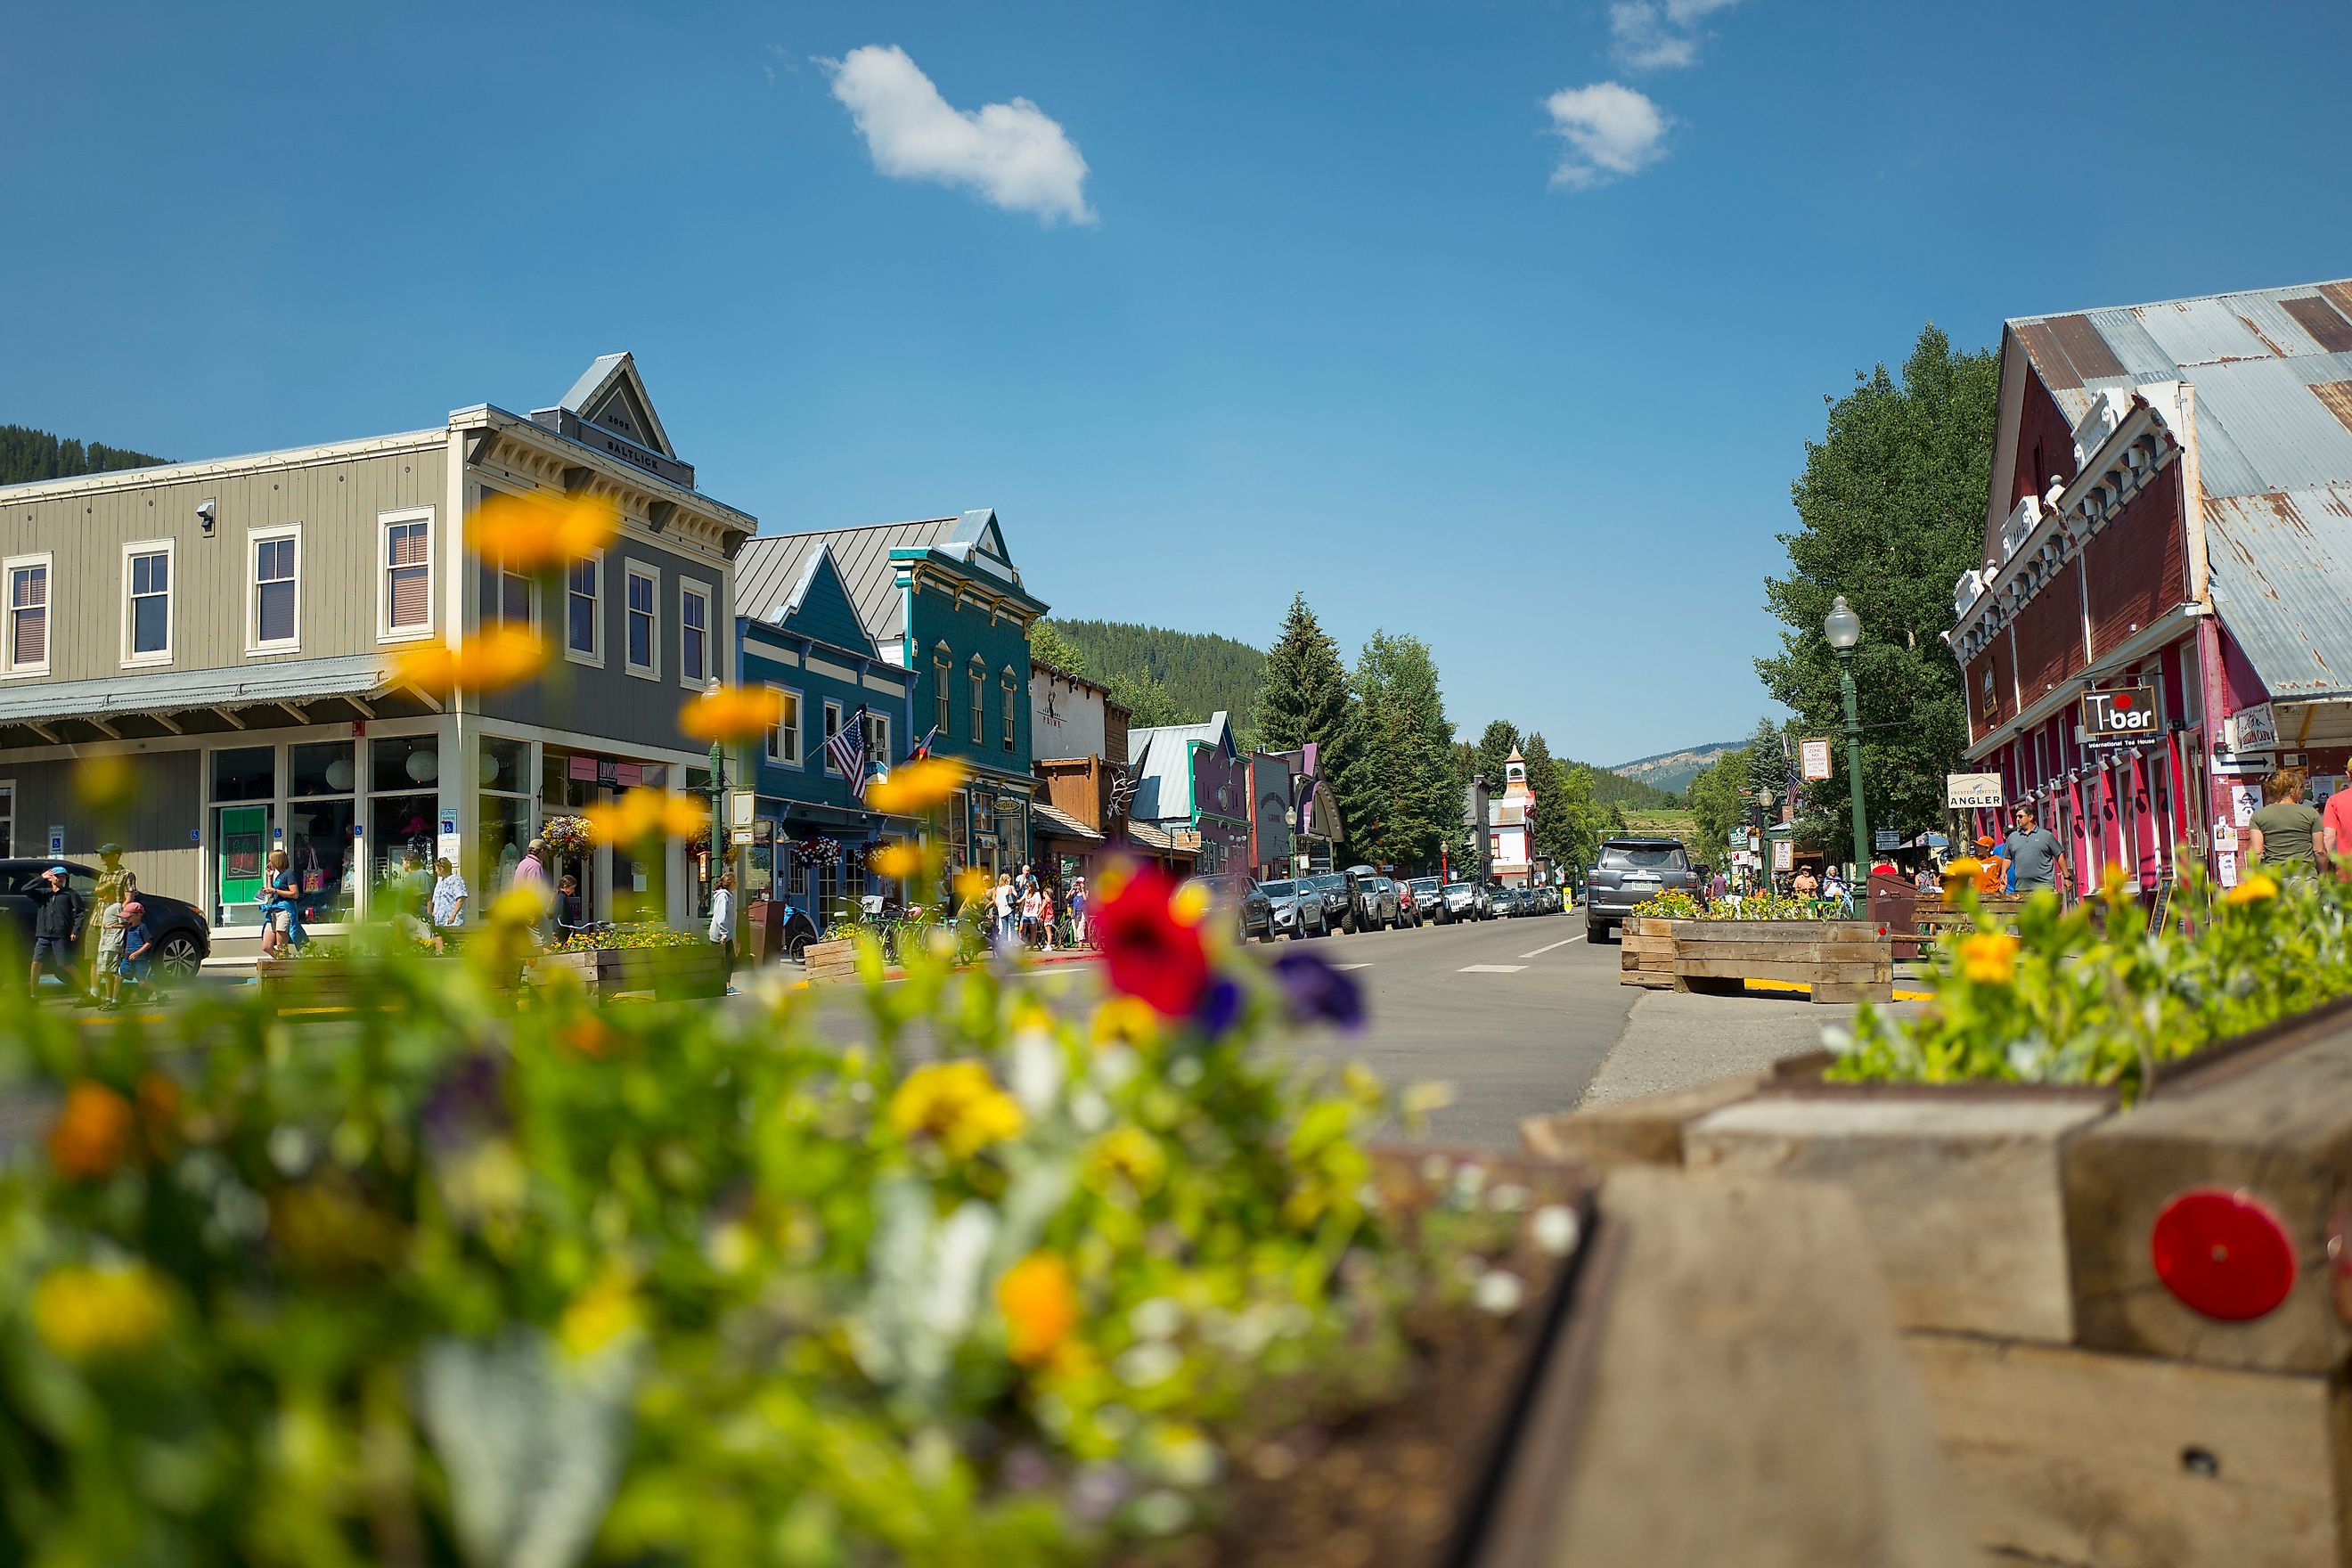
1116, 1342, 1183, 1388
1488, 1182, 1530, 1213
1473, 1270, 1526, 1316
1531, 1205, 1580, 1257
1130, 1297, 1185, 1341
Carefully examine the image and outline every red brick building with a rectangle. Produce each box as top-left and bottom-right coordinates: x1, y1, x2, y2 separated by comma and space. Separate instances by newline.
1948, 278, 2352, 894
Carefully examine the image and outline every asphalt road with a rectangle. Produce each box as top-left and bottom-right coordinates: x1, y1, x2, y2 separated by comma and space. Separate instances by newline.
1265, 906, 1637, 1150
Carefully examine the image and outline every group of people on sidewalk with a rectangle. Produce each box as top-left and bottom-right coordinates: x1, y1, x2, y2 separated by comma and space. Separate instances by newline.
24, 847, 157, 1007
967, 863, 1091, 951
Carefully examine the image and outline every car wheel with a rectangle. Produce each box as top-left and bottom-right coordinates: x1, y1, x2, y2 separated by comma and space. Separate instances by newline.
156, 932, 204, 981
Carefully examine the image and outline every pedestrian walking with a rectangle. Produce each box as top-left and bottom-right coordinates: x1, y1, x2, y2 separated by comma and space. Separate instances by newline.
1038, 883, 1057, 951
115, 902, 155, 1004
28, 866, 81, 992
2004, 804, 2070, 896
257, 849, 305, 957
94, 872, 136, 1008
1019, 881, 1044, 947
2249, 767, 2323, 870
1970, 836, 2009, 896
992, 872, 1017, 944
86, 843, 130, 997
2324, 781, 2352, 880
556, 873, 584, 932
430, 857, 469, 935
1068, 875, 1090, 948
707, 871, 736, 983
510, 837, 554, 935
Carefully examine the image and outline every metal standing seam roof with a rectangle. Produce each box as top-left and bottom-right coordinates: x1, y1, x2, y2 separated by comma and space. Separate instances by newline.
2007, 278, 2352, 703
0, 652, 393, 724
733, 518, 968, 647
1126, 715, 1232, 822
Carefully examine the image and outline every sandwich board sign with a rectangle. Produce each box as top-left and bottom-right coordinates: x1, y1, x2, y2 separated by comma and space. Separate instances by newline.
1946, 772, 2005, 810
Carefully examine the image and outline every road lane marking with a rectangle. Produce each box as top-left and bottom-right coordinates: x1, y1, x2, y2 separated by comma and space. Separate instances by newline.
1519, 939, 1578, 958
1333, 963, 1371, 971
1458, 963, 1527, 974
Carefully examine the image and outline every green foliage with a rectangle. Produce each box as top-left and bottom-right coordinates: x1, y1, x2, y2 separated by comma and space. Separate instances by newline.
1758, 325, 1999, 851
1521, 734, 1597, 878
1470, 721, 1519, 796
1581, 764, 1677, 812
1107, 668, 1182, 729
1831, 870, 2340, 1100
0, 425, 167, 486
1334, 633, 1457, 874
1683, 747, 1753, 862
1040, 619, 1265, 744
1026, 619, 1090, 677
1257, 593, 1352, 760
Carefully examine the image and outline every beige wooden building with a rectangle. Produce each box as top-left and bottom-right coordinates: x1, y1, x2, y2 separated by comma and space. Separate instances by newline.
0, 354, 752, 959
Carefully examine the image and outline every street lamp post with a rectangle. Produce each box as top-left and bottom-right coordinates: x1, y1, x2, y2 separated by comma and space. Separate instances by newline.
1823, 595, 1869, 879
706, 680, 728, 912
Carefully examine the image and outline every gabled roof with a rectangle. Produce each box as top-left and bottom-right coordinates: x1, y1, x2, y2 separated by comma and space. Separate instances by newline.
763, 543, 883, 661
734, 517, 966, 642
1127, 714, 1233, 822
2005, 278, 2352, 704
551, 352, 676, 458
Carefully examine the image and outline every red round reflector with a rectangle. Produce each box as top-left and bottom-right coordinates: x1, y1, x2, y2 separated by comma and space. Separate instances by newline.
2151, 1188, 2297, 1322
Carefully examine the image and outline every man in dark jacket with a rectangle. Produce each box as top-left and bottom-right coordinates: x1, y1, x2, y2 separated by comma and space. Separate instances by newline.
29, 866, 82, 992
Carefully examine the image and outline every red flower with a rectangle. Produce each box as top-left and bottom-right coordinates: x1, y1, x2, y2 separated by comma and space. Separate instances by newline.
1097, 869, 1212, 1017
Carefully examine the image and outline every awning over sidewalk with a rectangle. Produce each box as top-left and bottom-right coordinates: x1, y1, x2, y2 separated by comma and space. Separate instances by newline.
1031, 800, 1103, 841
0, 653, 426, 744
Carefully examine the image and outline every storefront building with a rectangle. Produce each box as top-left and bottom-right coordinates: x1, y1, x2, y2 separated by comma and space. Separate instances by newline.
735, 509, 1046, 880
732, 543, 917, 919
1948, 277, 2352, 895
0, 352, 753, 955
1129, 715, 1250, 878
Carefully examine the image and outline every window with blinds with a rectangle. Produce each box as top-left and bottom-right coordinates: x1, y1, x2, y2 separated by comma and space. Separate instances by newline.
253, 535, 298, 648
7, 560, 47, 672
385, 518, 430, 633
128, 549, 169, 658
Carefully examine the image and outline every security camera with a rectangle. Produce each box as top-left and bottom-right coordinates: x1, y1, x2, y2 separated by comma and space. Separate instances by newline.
196, 499, 216, 534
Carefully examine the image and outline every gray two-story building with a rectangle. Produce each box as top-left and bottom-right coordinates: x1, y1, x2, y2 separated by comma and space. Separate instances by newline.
0, 353, 752, 957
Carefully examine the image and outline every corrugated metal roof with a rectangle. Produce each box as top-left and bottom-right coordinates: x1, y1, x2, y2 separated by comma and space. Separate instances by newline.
0, 652, 391, 723
2205, 486, 2352, 701
1127, 715, 1232, 822
2008, 278, 2352, 702
734, 517, 965, 644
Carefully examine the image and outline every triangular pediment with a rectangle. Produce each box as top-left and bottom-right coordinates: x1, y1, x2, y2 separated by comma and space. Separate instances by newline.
559, 353, 676, 459
776, 544, 881, 659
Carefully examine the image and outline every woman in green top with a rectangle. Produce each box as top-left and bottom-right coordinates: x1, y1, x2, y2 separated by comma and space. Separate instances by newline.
2250, 767, 2324, 869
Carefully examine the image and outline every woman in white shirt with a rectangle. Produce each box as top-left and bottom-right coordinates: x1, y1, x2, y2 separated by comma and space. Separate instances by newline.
707, 871, 736, 982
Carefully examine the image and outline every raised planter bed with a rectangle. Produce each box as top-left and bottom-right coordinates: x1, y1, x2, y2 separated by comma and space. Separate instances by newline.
1619, 917, 1892, 1004
801, 935, 860, 984
1522, 994, 2352, 1567
530, 943, 726, 1000
254, 953, 468, 1009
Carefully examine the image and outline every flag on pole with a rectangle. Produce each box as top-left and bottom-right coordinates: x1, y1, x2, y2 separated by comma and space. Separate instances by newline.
907, 724, 941, 762
827, 704, 869, 783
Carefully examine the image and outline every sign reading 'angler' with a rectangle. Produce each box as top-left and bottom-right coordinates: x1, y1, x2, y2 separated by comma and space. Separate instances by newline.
2080, 684, 2160, 742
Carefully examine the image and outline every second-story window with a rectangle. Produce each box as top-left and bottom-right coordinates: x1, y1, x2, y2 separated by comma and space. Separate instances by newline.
1001, 670, 1017, 754
493, 562, 533, 627
382, 510, 431, 637
4, 556, 49, 674
250, 528, 300, 651
680, 583, 709, 685
766, 687, 802, 764
125, 543, 171, 664
625, 563, 658, 678
934, 646, 951, 738
567, 556, 600, 662
969, 663, 986, 745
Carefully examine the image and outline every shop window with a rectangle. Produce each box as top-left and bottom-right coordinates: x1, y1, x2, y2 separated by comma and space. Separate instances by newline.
478, 736, 535, 902
4, 555, 49, 674
287, 739, 356, 925
124, 542, 172, 664
208, 746, 277, 927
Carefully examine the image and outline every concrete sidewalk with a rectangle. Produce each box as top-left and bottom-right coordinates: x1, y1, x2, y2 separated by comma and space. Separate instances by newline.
1580, 987, 1924, 1110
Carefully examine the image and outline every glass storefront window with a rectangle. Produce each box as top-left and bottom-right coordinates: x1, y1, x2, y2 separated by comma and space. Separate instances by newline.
213, 804, 273, 927
478, 793, 531, 894
369, 793, 437, 884
372, 735, 440, 794
481, 735, 530, 795
286, 797, 356, 924
290, 740, 356, 798
212, 747, 274, 803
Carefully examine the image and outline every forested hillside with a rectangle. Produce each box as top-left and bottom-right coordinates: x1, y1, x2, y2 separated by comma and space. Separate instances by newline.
1572, 760, 1678, 810
1036, 618, 1266, 740
0, 425, 167, 486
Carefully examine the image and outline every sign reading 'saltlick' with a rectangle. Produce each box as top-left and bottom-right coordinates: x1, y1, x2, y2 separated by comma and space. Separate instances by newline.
2081, 685, 2160, 741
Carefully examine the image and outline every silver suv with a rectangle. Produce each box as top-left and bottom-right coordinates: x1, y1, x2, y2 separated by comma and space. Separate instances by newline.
1584, 838, 1695, 942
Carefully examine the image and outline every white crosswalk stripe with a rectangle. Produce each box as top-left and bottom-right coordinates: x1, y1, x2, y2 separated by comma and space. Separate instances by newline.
1520, 939, 1578, 959
1458, 963, 1527, 974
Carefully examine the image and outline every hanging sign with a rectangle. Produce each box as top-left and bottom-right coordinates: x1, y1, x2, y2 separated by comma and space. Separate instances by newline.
2081, 685, 2160, 742
1772, 839, 1794, 872
1947, 772, 2005, 809
1874, 828, 1900, 852
1799, 738, 1833, 781
2225, 702, 2279, 754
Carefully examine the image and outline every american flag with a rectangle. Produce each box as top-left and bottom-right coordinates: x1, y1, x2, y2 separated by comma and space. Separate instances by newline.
827, 705, 869, 782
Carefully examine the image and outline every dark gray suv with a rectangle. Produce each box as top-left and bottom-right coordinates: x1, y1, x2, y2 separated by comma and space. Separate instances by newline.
1584, 838, 1696, 942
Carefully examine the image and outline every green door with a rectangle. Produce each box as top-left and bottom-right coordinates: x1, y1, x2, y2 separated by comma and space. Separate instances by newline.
218, 804, 267, 924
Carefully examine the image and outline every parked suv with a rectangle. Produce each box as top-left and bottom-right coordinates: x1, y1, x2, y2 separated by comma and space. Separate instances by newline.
1237, 878, 1275, 943
1340, 865, 1400, 932
1256, 878, 1328, 940
1440, 881, 1482, 922
1405, 876, 1447, 924
1584, 838, 1696, 942
1300, 872, 1352, 934
0, 860, 212, 982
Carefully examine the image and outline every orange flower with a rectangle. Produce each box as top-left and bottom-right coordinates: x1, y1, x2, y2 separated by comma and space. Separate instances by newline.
869, 839, 924, 879
584, 788, 710, 845
2224, 872, 2279, 907
48, 1081, 134, 1180
998, 1252, 1080, 1367
135, 1072, 180, 1156
467, 491, 620, 571
1956, 931, 2018, 985
392, 628, 548, 696
561, 1017, 619, 1058
865, 757, 969, 815
681, 685, 786, 743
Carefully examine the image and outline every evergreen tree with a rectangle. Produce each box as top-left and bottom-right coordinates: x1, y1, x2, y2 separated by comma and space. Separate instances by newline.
1108, 670, 1182, 730
1472, 720, 1521, 796
1027, 619, 1089, 676
1684, 747, 1755, 861
0, 426, 167, 486
1258, 593, 1351, 754
1552, 763, 1601, 878
1334, 633, 1456, 873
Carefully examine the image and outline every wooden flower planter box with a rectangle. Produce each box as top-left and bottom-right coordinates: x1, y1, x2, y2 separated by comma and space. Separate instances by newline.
1523, 995, 2352, 1567
1619, 917, 1893, 1004
530, 943, 726, 1000
254, 954, 481, 1009
801, 937, 860, 984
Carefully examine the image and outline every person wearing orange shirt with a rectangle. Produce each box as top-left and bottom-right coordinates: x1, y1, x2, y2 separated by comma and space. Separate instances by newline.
1972, 835, 2010, 896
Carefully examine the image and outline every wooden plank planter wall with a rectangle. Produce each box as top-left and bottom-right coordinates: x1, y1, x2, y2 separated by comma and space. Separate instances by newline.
530, 944, 727, 1000
801, 937, 860, 984
1523, 995, 2352, 1568
1620, 918, 1893, 1005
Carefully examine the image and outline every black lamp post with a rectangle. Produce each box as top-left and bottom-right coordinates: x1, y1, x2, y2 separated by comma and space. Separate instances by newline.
1824, 595, 1870, 878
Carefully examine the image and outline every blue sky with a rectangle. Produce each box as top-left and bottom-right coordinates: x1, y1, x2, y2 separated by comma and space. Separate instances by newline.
7, 2, 2351, 764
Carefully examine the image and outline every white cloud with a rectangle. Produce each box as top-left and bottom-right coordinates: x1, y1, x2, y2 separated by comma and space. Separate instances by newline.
819, 44, 1095, 226
1608, 0, 1739, 70
1545, 82, 1672, 190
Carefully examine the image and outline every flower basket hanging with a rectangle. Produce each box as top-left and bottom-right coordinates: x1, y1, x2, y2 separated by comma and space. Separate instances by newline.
541, 815, 593, 857
793, 835, 843, 868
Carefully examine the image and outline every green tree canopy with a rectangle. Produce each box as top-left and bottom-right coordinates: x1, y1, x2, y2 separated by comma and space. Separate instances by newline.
1108, 669, 1182, 730
0, 426, 166, 486
1758, 325, 1998, 857
1335, 632, 1457, 873
1684, 747, 1753, 861
1471, 720, 1521, 796
1027, 619, 1090, 677
1258, 592, 1352, 756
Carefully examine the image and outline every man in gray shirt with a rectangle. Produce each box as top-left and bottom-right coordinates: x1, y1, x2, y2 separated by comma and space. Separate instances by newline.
2005, 804, 2069, 895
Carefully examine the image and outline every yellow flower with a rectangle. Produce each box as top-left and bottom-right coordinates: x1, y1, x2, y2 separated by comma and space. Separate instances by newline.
1956, 931, 2018, 985
1090, 995, 1160, 1050
584, 788, 709, 845
888, 1060, 1025, 1158
997, 1253, 1079, 1367
1083, 1126, 1166, 1199
32, 1263, 172, 1360
954, 866, 995, 906
467, 490, 620, 571
392, 628, 548, 696
1169, 879, 1212, 928
558, 1270, 641, 1358
2225, 872, 2280, 907
75, 753, 135, 813
681, 684, 786, 743
870, 839, 925, 880
865, 757, 969, 815
48, 1081, 134, 1181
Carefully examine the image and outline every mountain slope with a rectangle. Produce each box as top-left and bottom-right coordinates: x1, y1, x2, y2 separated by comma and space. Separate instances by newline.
1609, 739, 1743, 797
1038, 618, 1265, 740
0, 425, 167, 486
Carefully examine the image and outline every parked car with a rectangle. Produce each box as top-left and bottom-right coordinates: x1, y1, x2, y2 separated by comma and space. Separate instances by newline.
1340, 865, 1400, 931
1405, 876, 1449, 924
1493, 886, 1525, 918
1300, 872, 1352, 933
1439, 880, 1482, 922
1237, 878, 1275, 943
1256, 878, 1328, 941
1584, 838, 1698, 943
0, 860, 211, 983
1393, 878, 1423, 928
